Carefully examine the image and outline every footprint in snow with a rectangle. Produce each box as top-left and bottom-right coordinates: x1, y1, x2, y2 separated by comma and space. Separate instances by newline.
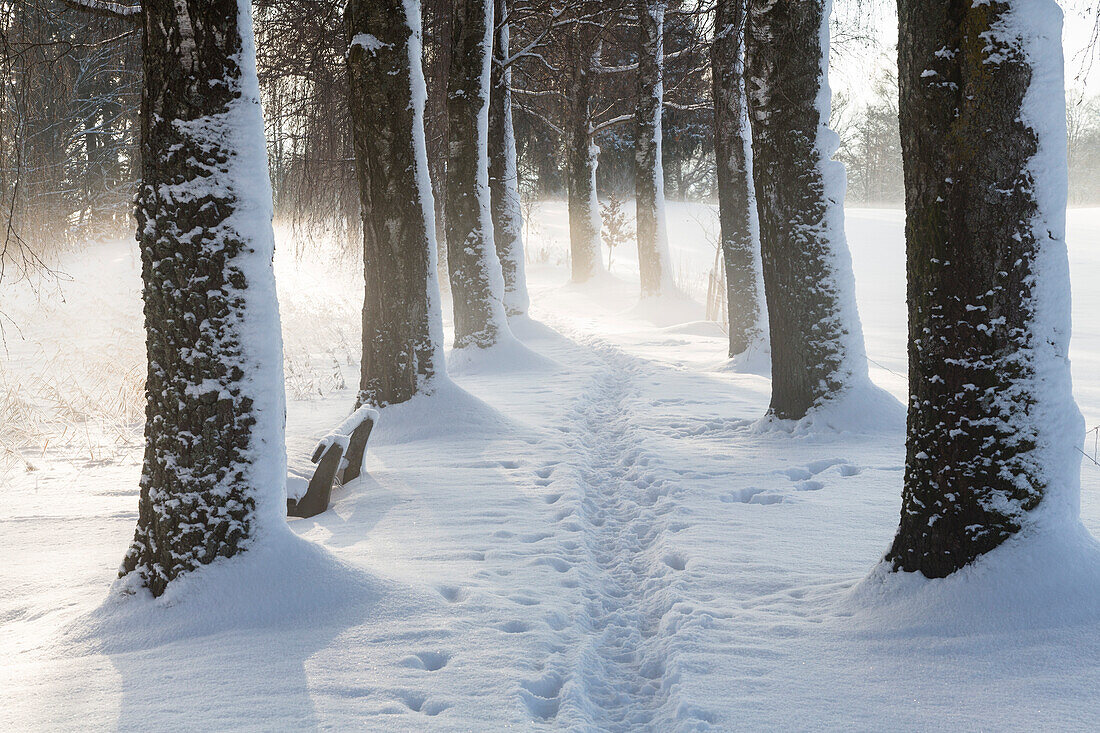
436, 585, 468, 603
399, 651, 449, 671
520, 672, 565, 721
720, 486, 783, 505
662, 552, 687, 571
399, 692, 449, 716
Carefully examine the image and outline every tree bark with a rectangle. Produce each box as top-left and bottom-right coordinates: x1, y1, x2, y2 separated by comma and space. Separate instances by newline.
445, 0, 511, 348
635, 0, 673, 297
345, 0, 446, 406
746, 0, 864, 419
122, 0, 285, 597
566, 23, 603, 283
488, 0, 530, 317
712, 0, 763, 358
886, 0, 1079, 577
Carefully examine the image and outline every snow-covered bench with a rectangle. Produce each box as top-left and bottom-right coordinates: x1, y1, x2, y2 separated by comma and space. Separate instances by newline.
287, 405, 379, 519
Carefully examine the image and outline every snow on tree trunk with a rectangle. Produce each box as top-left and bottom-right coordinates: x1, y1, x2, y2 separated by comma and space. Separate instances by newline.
745, 0, 867, 419
121, 0, 286, 597
488, 0, 530, 317
445, 0, 511, 349
345, 0, 446, 406
712, 0, 765, 358
635, 0, 674, 297
566, 27, 603, 284
886, 0, 1081, 577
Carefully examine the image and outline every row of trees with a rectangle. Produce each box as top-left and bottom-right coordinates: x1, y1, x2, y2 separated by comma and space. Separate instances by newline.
6, 2, 1100, 276
30, 0, 1090, 599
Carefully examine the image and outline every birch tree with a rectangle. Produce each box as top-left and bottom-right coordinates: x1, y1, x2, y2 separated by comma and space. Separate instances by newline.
711, 0, 763, 357
746, 0, 867, 419
886, 0, 1081, 577
345, 0, 446, 405
446, 0, 512, 349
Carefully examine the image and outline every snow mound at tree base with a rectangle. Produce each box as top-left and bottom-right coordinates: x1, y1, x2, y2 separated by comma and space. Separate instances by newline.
846, 521, 1100, 635
752, 377, 905, 436
713, 338, 772, 377
60, 526, 401, 655
447, 331, 560, 375
370, 376, 522, 445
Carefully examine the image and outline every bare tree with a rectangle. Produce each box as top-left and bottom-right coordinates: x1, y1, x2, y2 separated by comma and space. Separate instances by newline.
746, 0, 868, 419
488, 0, 531, 316
634, 0, 674, 296
114, 0, 287, 597
1, 1, 139, 283
711, 0, 763, 357
345, 0, 446, 405
565, 12, 605, 282
445, 0, 512, 349
887, 0, 1081, 577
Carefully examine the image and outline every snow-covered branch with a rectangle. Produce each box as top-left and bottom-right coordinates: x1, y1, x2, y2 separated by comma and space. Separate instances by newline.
62, 0, 142, 18
590, 113, 633, 135
663, 101, 708, 111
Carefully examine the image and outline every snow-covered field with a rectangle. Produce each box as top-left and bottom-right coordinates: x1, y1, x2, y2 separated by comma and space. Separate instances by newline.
3, 202, 1100, 730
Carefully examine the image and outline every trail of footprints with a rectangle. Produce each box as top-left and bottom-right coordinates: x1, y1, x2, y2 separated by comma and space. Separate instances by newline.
490, 341, 696, 730
721, 457, 862, 505
384, 339, 863, 727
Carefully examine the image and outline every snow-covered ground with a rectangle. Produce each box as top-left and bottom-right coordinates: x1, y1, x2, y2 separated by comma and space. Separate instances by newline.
3, 202, 1100, 730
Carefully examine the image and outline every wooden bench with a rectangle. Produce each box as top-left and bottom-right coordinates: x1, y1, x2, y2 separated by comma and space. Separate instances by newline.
287, 405, 379, 519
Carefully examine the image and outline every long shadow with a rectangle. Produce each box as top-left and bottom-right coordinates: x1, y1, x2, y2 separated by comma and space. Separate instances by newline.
69, 534, 401, 730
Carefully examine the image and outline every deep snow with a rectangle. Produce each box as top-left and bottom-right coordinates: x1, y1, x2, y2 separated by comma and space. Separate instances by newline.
4, 203, 1100, 730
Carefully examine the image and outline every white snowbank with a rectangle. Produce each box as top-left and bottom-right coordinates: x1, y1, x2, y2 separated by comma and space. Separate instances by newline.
751, 379, 906, 436
63, 532, 398, 654
368, 376, 520, 445
447, 331, 560, 376
849, 521, 1100, 634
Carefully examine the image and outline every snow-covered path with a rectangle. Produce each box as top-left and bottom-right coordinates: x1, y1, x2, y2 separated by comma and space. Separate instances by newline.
540, 338, 684, 729
6, 205, 1100, 730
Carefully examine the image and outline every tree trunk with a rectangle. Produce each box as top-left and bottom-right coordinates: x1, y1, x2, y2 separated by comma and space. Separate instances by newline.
886, 0, 1080, 577
121, 0, 286, 597
635, 0, 673, 297
745, 0, 865, 419
422, 0, 452, 299
712, 0, 764, 358
488, 0, 530, 317
445, 0, 511, 349
566, 25, 603, 283
345, 0, 446, 406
